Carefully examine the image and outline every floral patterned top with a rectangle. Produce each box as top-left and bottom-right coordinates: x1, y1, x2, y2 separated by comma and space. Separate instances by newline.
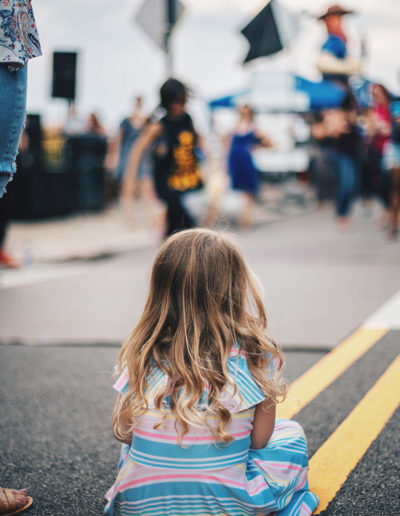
0, 0, 41, 69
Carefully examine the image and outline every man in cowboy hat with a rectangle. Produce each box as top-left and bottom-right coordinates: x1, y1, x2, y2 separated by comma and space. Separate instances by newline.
316, 4, 362, 85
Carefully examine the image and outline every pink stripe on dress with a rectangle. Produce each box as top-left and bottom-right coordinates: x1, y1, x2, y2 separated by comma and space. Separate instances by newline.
114, 369, 129, 391
117, 473, 247, 493
294, 472, 307, 492
254, 460, 303, 472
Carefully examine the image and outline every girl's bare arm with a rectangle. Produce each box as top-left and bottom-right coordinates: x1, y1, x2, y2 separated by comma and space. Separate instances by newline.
121, 121, 162, 199
250, 400, 276, 449
112, 394, 133, 445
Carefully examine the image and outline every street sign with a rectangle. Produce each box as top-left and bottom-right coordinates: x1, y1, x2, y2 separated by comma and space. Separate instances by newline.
135, 0, 185, 52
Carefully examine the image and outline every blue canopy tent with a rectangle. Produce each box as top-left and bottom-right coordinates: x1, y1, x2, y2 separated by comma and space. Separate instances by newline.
208, 75, 374, 112
208, 92, 247, 111
294, 77, 346, 110
207, 77, 355, 112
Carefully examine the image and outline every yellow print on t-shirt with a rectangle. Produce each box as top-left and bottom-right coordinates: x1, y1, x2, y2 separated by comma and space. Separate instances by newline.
168, 131, 202, 191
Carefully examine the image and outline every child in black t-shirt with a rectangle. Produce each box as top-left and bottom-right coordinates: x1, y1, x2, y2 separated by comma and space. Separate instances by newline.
121, 79, 204, 237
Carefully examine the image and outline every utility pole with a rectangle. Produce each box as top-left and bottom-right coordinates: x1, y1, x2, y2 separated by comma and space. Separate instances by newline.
165, 0, 177, 76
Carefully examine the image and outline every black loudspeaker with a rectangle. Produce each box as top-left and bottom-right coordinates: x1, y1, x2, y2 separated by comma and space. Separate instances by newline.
51, 51, 77, 100
65, 135, 108, 212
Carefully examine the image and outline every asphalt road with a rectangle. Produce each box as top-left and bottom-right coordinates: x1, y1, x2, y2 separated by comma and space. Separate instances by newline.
320, 408, 399, 516
1, 338, 399, 516
0, 345, 325, 516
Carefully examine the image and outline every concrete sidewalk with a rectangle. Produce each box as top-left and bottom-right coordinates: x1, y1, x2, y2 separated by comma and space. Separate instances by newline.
4, 195, 294, 265
5, 204, 159, 264
3, 180, 317, 265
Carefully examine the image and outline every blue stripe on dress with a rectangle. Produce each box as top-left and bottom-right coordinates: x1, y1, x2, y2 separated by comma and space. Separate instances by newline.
130, 448, 249, 469
227, 354, 265, 409
117, 496, 257, 515
130, 434, 251, 464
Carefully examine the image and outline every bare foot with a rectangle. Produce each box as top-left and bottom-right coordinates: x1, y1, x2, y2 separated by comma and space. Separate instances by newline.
0, 487, 29, 513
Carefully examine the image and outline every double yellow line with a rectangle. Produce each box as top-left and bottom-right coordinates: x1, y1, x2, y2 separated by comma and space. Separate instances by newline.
277, 327, 400, 514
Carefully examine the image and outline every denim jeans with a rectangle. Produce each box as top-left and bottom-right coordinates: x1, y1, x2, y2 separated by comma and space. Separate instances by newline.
334, 153, 356, 217
0, 64, 27, 199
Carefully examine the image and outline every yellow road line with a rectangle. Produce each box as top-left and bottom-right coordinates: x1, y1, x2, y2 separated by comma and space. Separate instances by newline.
308, 354, 400, 514
277, 328, 387, 419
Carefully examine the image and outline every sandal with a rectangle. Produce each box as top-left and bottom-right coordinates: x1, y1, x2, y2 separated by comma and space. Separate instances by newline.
0, 489, 33, 515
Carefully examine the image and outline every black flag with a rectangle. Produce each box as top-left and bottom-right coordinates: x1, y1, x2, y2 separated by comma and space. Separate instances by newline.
241, 0, 298, 64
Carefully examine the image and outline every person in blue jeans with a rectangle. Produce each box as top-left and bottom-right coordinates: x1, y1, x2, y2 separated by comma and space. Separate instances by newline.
0, 0, 41, 269
332, 104, 362, 228
0, 0, 41, 197
0, 65, 27, 198
0, 1, 40, 512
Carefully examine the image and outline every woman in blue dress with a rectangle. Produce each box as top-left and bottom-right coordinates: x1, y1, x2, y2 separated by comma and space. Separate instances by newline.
228, 105, 273, 227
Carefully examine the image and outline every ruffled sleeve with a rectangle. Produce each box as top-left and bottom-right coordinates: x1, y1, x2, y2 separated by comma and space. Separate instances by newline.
113, 365, 168, 407
113, 367, 130, 395
221, 346, 266, 413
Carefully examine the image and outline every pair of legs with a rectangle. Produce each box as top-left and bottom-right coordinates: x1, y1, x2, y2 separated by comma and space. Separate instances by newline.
0, 185, 19, 267
164, 196, 195, 237
0, 189, 16, 267
239, 191, 256, 228
0, 66, 31, 512
0, 65, 27, 197
0, 64, 27, 267
333, 153, 357, 227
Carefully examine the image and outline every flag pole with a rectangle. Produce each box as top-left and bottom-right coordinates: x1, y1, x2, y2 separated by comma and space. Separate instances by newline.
165, 0, 177, 76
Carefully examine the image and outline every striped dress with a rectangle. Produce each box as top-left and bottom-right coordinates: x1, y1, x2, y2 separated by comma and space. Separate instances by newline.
104, 348, 318, 516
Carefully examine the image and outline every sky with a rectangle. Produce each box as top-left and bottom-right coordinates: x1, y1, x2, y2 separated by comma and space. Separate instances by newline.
28, 0, 400, 132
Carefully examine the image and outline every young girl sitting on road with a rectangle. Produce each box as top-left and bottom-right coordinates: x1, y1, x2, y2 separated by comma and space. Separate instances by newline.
105, 229, 318, 516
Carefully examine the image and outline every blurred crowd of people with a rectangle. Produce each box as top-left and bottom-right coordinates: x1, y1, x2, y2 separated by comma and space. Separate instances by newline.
102, 74, 400, 241
309, 83, 400, 238
99, 4, 400, 240
59, 73, 400, 244
307, 4, 400, 238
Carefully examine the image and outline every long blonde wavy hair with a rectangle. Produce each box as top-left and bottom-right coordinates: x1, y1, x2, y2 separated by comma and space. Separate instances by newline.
114, 229, 286, 444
